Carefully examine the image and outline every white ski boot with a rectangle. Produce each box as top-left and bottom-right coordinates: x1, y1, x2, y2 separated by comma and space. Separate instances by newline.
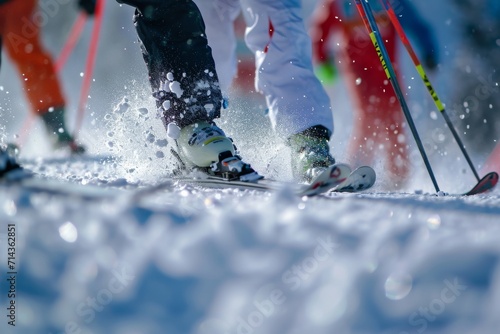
169, 121, 261, 182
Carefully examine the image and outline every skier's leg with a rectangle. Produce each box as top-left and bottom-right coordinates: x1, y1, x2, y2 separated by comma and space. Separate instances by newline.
3, 0, 66, 116
121, 0, 223, 128
344, 52, 409, 187
3, 0, 83, 153
344, 58, 407, 177
240, 0, 335, 182
343, 56, 381, 169
347, 112, 376, 168
383, 104, 410, 188
119, 0, 260, 178
193, 0, 240, 93
483, 142, 500, 174
241, 0, 334, 139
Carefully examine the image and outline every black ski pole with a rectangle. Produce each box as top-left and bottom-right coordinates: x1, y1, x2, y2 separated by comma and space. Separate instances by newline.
354, 0, 440, 192
379, 0, 481, 181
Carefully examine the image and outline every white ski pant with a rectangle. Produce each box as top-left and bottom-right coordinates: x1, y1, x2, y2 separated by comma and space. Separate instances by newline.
194, 0, 334, 140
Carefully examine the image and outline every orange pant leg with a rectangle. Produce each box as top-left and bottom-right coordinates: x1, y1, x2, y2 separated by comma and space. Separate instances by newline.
1, 0, 66, 115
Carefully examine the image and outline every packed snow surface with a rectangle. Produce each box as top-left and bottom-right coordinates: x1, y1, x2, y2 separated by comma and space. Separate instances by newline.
1, 157, 500, 334
1, 1, 500, 333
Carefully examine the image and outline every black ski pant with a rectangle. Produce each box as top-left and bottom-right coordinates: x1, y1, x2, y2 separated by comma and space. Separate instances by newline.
117, 0, 222, 128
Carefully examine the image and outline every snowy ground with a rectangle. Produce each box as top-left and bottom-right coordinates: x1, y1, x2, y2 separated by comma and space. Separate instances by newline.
2, 1, 500, 333
1, 157, 500, 334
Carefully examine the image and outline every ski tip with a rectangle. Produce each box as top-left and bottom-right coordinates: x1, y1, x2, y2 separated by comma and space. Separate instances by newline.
300, 163, 352, 196
334, 165, 376, 193
485, 171, 499, 188
464, 171, 499, 196
355, 166, 376, 182
488, 171, 499, 179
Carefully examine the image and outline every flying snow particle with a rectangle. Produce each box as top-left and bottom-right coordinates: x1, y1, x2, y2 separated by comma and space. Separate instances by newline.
169, 81, 184, 98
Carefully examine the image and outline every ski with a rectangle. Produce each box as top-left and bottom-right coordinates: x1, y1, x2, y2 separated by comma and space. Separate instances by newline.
300, 163, 352, 196
332, 166, 376, 193
143, 163, 353, 198
1, 146, 374, 199
0, 170, 120, 200
462, 172, 499, 196
0, 163, 353, 200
